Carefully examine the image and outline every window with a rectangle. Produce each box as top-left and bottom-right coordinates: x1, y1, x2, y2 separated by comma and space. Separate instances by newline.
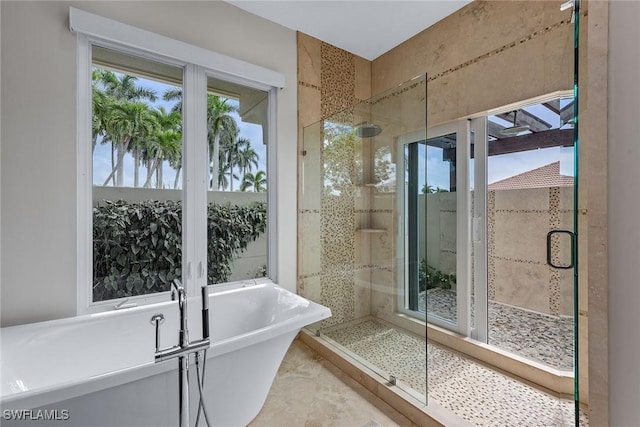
74, 8, 282, 313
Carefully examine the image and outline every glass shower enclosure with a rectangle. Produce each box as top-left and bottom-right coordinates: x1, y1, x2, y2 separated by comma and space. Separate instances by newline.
299, 3, 582, 425
300, 75, 428, 402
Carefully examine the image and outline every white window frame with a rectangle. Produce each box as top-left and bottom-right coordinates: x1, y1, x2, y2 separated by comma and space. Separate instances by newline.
396, 121, 472, 337
73, 8, 284, 314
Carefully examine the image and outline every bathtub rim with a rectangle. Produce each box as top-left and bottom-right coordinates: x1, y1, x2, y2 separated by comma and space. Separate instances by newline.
0, 279, 330, 410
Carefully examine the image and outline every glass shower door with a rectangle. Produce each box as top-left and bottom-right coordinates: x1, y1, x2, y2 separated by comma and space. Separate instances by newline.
484, 98, 577, 373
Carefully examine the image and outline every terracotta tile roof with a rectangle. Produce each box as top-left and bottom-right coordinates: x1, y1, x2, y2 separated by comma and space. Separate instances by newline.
488, 161, 574, 190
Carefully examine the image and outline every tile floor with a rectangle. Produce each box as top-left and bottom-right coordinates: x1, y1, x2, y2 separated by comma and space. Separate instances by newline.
249, 339, 419, 427
323, 319, 589, 427
421, 289, 574, 370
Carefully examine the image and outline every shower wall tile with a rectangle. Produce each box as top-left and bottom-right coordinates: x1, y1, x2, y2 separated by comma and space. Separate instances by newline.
354, 55, 372, 102
402, 11, 461, 84
301, 127, 322, 212
457, 34, 547, 119
297, 32, 322, 87
371, 193, 395, 211
321, 213, 355, 271
302, 276, 322, 305
426, 72, 460, 128
543, 25, 575, 95
457, 1, 546, 63
370, 45, 405, 95
370, 231, 393, 268
320, 272, 356, 328
320, 43, 355, 119
300, 212, 322, 276
354, 268, 372, 319
298, 84, 321, 129
373, 0, 572, 123
371, 268, 395, 318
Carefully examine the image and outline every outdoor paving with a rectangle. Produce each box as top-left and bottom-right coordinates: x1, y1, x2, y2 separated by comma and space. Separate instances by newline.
421, 288, 574, 371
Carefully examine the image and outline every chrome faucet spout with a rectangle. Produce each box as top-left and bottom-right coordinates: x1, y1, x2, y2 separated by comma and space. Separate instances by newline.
171, 279, 188, 347
155, 279, 210, 427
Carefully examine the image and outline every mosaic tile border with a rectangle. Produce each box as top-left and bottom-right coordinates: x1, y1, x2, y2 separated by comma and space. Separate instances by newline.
299, 263, 395, 281
493, 256, 545, 266
548, 187, 562, 316
319, 51, 358, 324
298, 81, 321, 91
320, 42, 356, 119
488, 191, 496, 300
495, 209, 551, 214
355, 209, 394, 214
426, 18, 574, 84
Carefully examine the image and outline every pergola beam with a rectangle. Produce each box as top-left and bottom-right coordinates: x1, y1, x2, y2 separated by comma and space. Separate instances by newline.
496, 109, 553, 133
469, 128, 574, 158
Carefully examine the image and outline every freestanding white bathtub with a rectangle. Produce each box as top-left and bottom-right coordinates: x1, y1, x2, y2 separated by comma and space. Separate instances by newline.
0, 279, 330, 427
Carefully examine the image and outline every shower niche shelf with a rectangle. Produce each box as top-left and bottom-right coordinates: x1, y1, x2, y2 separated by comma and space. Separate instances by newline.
356, 228, 387, 234
356, 183, 396, 194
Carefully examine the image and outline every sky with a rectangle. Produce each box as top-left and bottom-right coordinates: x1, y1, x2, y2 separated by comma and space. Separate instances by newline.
93, 75, 266, 190
424, 100, 575, 191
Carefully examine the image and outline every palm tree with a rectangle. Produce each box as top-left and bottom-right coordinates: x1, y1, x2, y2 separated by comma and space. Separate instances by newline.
102, 101, 154, 186
163, 88, 182, 113
170, 150, 183, 189
93, 69, 157, 185
217, 162, 231, 191
236, 139, 259, 183
240, 170, 267, 192
220, 134, 252, 192
96, 70, 157, 103
207, 96, 238, 190
147, 107, 182, 187
91, 74, 112, 153
143, 129, 182, 188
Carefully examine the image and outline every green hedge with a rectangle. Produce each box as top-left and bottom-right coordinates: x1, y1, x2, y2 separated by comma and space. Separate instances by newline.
418, 259, 456, 292
93, 200, 267, 301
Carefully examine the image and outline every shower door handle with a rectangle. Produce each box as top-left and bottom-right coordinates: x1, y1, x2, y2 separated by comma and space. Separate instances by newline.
546, 229, 576, 269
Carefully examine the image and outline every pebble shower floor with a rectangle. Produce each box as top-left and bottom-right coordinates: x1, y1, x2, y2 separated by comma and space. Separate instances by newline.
323, 319, 588, 427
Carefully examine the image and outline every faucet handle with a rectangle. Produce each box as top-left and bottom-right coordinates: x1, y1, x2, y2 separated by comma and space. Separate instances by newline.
150, 313, 165, 353
170, 279, 183, 300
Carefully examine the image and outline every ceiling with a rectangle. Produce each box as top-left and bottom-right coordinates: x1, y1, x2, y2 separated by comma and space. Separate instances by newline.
226, 1, 472, 61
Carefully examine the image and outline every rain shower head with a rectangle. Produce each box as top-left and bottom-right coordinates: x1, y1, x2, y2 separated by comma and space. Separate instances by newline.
500, 111, 530, 136
354, 122, 382, 138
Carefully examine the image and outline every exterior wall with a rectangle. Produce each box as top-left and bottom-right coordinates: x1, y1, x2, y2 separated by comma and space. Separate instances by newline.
0, 1, 297, 326
490, 187, 574, 316
422, 187, 574, 316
